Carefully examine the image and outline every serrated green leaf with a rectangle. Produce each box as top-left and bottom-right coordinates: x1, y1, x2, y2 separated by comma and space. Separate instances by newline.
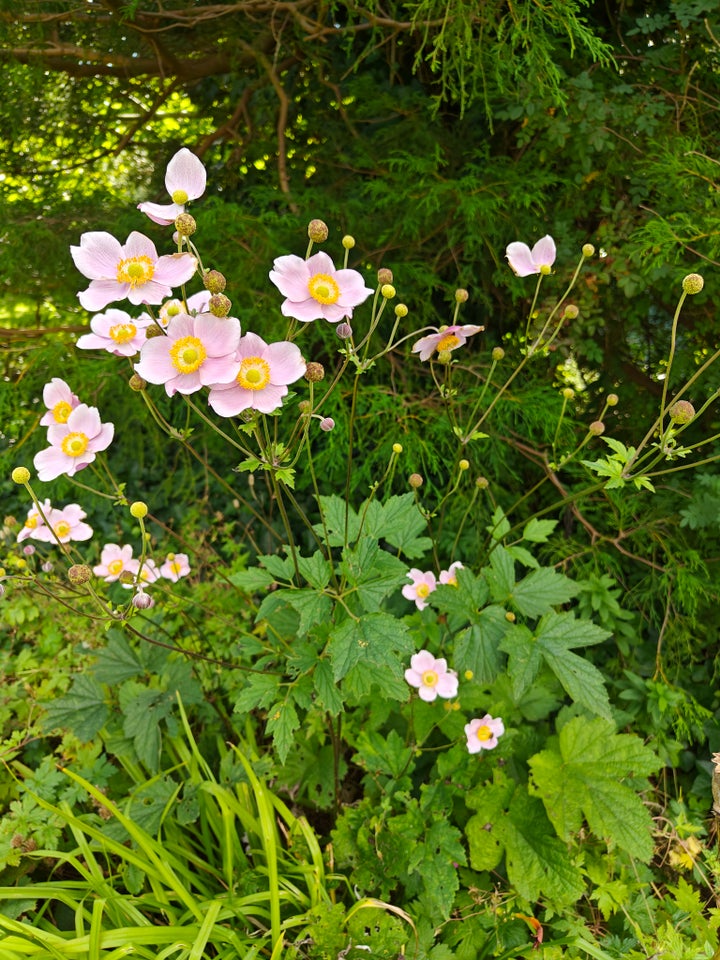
328, 613, 413, 682
432, 567, 490, 625
266, 700, 300, 764
363, 493, 431, 558
506, 545, 540, 569
258, 553, 295, 581
43, 675, 108, 742
487, 506, 511, 541
128, 778, 179, 834
534, 612, 612, 717
122, 689, 169, 772
282, 588, 333, 635
340, 539, 407, 612
485, 545, 515, 600
454, 606, 508, 683
512, 567, 579, 617
296, 550, 333, 589
313, 659, 344, 716
314, 494, 361, 546
522, 518, 558, 543
93, 631, 144, 684
529, 716, 661, 861
228, 567, 276, 591
500, 624, 542, 699
233, 673, 281, 713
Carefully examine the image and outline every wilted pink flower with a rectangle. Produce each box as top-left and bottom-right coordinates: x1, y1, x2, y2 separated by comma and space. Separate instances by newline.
401, 568, 437, 610
34, 504, 93, 544
505, 235, 556, 277
124, 557, 160, 587
77, 308, 152, 357
93, 543, 134, 582
439, 561, 464, 585
17, 499, 52, 542
412, 325, 484, 362
208, 332, 306, 416
160, 552, 191, 582
34, 404, 114, 481
405, 650, 458, 702
464, 714, 505, 753
138, 148, 207, 225
40, 379, 81, 427
135, 311, 241, 396
269, 252, 373, 323
71, 230, 197, 311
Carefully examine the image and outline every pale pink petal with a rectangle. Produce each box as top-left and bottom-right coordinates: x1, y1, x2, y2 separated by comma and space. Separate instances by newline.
208, 385, 253, 418
89, 422, 114, 452
79, 280, 130, 312
135, 339, 178, 384
418, 685, 438, 702
280, 298, 324, 322
269, 254, 311, 299
436, 672, 459, 698
199, 355, 241, 385
237, 331, 267, 358
409, 650, 438, 673
531, 235, 556, 268
124, 231, 158, 260
137, 201, 184, 225
153, 252, 198, 287
165, 149, 206, 201
34, 447, 74, 481
263, 341, 306, 384
505, 242, 537, 277
196, 313, 242, 356
67, 404, 102, 436
251, 383, 288, 413
305, 251, 336, 276
71, 232, 124, 279
334, 269, 374, 306
42, 379, 77, 408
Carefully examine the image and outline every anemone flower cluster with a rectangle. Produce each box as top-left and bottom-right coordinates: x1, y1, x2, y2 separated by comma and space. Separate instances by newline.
402, 562, 463, 610
33, 383, 114, 482
17, 500, 92, 544
93, 543, 191, 586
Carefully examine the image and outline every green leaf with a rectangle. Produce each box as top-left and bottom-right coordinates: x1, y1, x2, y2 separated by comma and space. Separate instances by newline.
453, 606, 508, 683
233, 673, 281, 714
122, 689, 170, 772
512, 567, 579, 617
340, 539, 407, 612
282, 588, 333, 635
486, 506, 511, 541
529, 716, 661, 861
296, 550, 333, 590
258, 553, 295, 581
93, 630, 144, 684
432, 566, 490, 625
313, 659, 344, 716
485, 545, 515, 601
522, 518, 558, 543
363, 493, 432, 558
500, 624, 542, 699
43, 675, 108, 742
327, 612, 413, 683
534, 612, 612, 717
314, 494, 361, 546
266, 699, 300, 764
228, 567, 276, 591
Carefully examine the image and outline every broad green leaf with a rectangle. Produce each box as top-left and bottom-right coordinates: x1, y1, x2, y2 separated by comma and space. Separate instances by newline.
500, 624, 542, 699
506, 545, 540, 569
340, 538, 408, 611
529, 716, 661, 861
355, 728, 414, 778
313, 659, 344, 716
522, 518, 558, 543
233, 673, 280, 713
229, 567, 276, 591
432, 567, 490, 625
512, 567, 579, 617
122, 689, 170, 772
453, 605, 508, 683
534, 612, 612, 717
283, 588, 333, 636
363, 493, 432, 558
93, 630, 144, 684
43, 675, 108, 742
266, 699, 300, 765
328, 612, 413, 682
485, 545, 515, 600
258, 553, 295, 581
487, 506, 511, 541
127, 778, 179, 834
296, 550, 333, 589
315, 494, 361, 546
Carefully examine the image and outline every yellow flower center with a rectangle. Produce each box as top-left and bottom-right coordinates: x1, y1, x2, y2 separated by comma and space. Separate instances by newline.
445, 575, 458, 587
170, 336, 207, 374
169, 561, 183, 576
61, 432, 89, 458
436, 333, 461, 353
476, 725, 492, 742
421, 670, 438, 688
52, 400, 73, 424
416, 583, 431, 599
171, 189, 189, 204
107, 559, 124, 576
109, 321, 137, 344
54, 520, 71, 539
116, 255, 155, 288
308, 273, 340, 305
237, 357, 271, 391
24, 516, 38, 530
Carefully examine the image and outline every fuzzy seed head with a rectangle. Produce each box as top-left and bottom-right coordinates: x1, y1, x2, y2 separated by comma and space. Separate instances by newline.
146, 325, 164, 339
129, 373, 147, 392
203, 269, 227, 294
589, 420, 605, 436
458, 459, 470, 471
475, 476, 489, 489
174, 213, 196, 236
68, 564, 92, 585
682, 273, 704, 295
298, 400, 312, 414
392, 443, 403, 454
562, 387, 574, 400
130, 501, 148, 519
563, 304, 579, 320
208, 294, 232, 317
307, 219, 329, 242
11, 467, 30, 484
394, 303, 408, 318
606, 393, 619, 406
408, 473, 424, 489
455, 288, 469, 303
669, 400, 695, 424
377, 268, 393, 285
304, 362, 325, 382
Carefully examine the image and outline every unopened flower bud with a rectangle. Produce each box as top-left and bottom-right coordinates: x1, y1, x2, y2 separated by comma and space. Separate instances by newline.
562, 387, 574, 400
203, 269, 227, 294
392, 443, 403, 454
119, 570, 135, 585
589, 420, 605, 436
174, 213, 196, 236
342, 235, 355, 249
455, 288, 469, 303
505, 611, 516, 622
145, 325, 164, 339
682, 273, 704, 295
394, 304, 408, 318
669, 400, 695, 424
475, 476, 489, 489
41, 561, 53, 573
308, 219, 329, 242
458, 459, 470, 471
130, 501, 148, 519
132, 590, 155, 610
377, 268, 393, 285
304, 362, 325, 382
381, 283, 396, 299
208, 294, 232, 317
437, 350, 452, 364
129, 374, 146, 392
606, 393, 619, 406
492, 347, 505, 361
582, 243, 595, 258
336, 322, 353, 339
23, 545, 35, 556
68, 564, 92, 585
563, 304, 579, 320
298, 400, 312, 414
464, 670, 474, 680
11, 467, 30, 484
319, 417, 335, 432
408, 473, 424, 489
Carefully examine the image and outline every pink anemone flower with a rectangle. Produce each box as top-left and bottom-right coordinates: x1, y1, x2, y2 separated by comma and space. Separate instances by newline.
33, 504, 93, 544
134, 311, 241, 396
71, 230, 197, 312
124, 557, 161, 587
158, 291, 210, 327
505, 235, 556, 277
76, 308, 152, 357
405, 650, 459, 702
34, 404, 114, 481
138, 148, 207, 225
208, 332, 306, 416
401, 568, 437, 610
17, 499, 53, 543
93, 544, 135, 582
160, 552, 191, 582
412, 324, 484, 362
439, 561, 464, 585
269, 252, 373, 323
464, 714, 505, 753
40, 379, 81, 427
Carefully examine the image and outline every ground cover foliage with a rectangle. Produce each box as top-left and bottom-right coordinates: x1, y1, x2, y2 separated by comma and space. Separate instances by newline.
1, 1, 720, 958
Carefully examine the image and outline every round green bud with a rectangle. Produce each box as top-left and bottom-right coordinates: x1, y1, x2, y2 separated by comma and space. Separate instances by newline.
455, 288, 469, 303
589, 420, 605, 436
174, 213, 196, 237
298, 400, 312, 414
307, 219, 329, 242
669, 400, 695, 424
682, 273, 704, 295
304, 362, 325, 382
562, 387, 574, 400
392, 443, 403, 454
381, 283, 396, 299
475, 476, 489, 489
539, 264, 552, 276
492, 347, 505, 362
606, 393, 619, 406
563, 304, 579, 320
377, 268, 393, 285
437, 350, 452, 364
505, 611, 516, 622
68, 564, 92, 585
458, 459, 470, 471
464, 670, 474, 680
394, 303, 408, 318
408, 473, 424, 489
145, 325, 164, 339
582, 243, 595, 258
129, 374, 146, 392
11, 467, 30, 484
203, 269, 227, 294
130, 501, 148, 519
208, 294, 232, 317
342, 235, 355, 249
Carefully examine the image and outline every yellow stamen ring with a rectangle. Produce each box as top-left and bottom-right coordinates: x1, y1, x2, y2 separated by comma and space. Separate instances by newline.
61, 432, 89, 458
107, 559, 124, 576
109, 322, 137, 344
237, 357, 271, 391
476, 725, 492, 742
116, 255, 155, 288
421, 670, 438, 688
54, 520, 71, 538
308, 273, 340, 305
170, 336, 207, 374
52, 400, 73, 423
436, 333, 461, 353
